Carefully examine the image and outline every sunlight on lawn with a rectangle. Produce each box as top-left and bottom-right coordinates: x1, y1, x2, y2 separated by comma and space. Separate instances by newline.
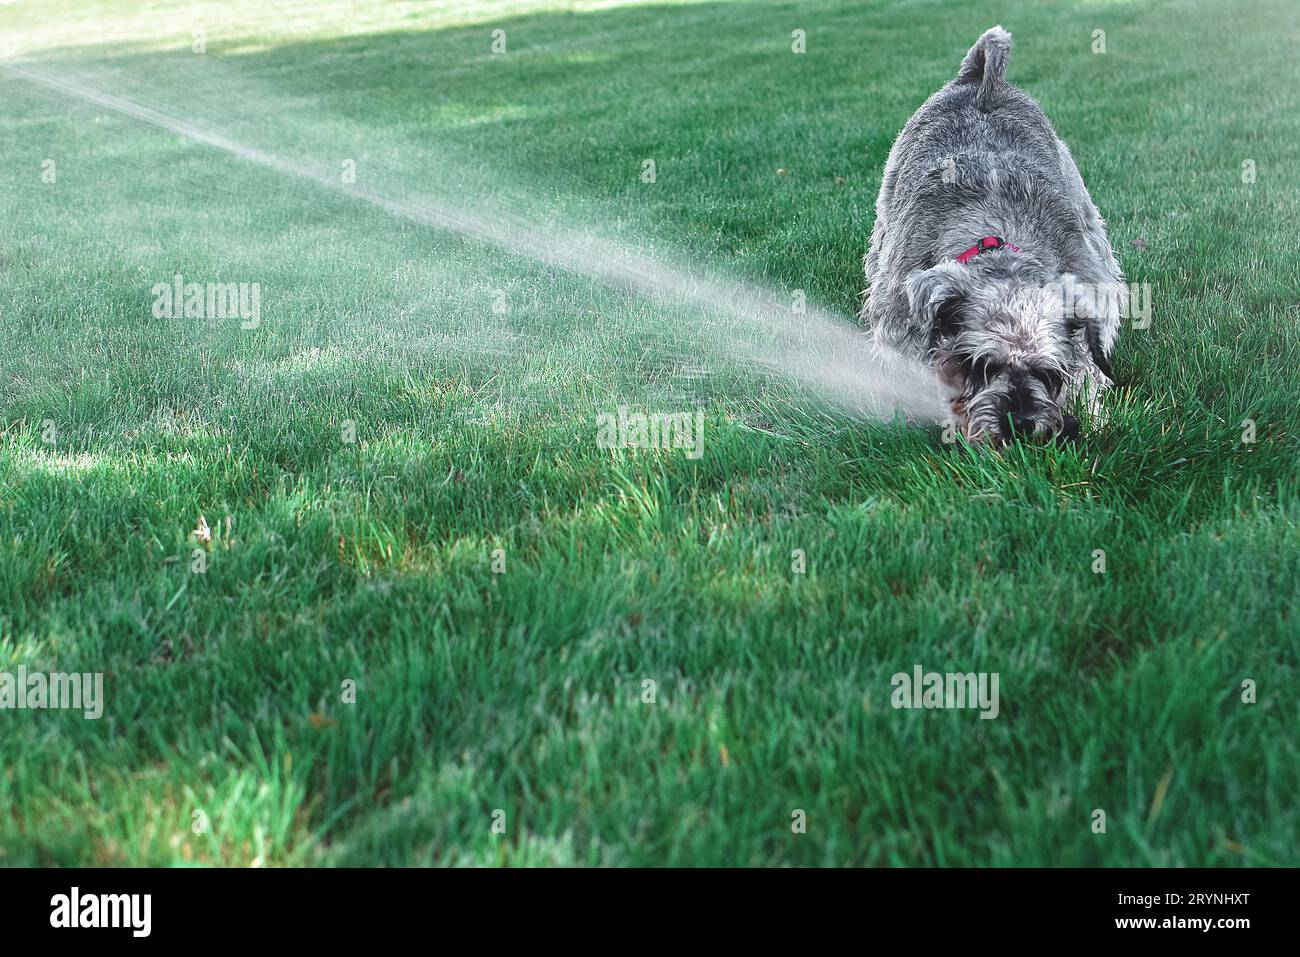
1, 0, 715, 59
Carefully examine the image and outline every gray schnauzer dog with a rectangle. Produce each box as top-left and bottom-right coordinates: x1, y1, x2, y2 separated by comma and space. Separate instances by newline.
861, 26, 1124, 444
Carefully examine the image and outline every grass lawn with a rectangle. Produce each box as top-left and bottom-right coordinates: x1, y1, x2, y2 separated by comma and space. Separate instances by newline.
1, 0, 1297, 866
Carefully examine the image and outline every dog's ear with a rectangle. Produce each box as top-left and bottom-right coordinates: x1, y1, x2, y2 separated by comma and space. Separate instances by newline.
1057, 273, 1116, 381
904, 263, 967, 342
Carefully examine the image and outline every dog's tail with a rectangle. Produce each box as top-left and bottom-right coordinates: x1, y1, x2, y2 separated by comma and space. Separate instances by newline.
956, 26, 1012, 112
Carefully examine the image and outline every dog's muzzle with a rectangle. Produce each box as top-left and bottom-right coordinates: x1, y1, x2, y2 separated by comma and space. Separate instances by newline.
1005, 412, 1080, 444
964, 384, 1078, 446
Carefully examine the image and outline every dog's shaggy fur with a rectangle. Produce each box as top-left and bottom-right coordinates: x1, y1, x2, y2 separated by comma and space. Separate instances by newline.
861, 26, 1124, 444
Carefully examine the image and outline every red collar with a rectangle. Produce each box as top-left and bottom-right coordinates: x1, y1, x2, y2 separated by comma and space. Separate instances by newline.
955, 235, 1021, 264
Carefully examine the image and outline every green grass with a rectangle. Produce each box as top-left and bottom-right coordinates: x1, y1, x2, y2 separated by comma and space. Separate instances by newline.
1, 0, 1298, 866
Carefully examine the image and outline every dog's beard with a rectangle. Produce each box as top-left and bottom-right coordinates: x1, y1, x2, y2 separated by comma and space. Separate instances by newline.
945, 365, 1066, 445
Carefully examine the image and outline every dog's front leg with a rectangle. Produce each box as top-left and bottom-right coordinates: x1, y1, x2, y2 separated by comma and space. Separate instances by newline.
1064, 359, 1112, 430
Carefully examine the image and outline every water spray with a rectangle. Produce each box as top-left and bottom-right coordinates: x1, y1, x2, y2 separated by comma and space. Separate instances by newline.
2, 60, 948, 423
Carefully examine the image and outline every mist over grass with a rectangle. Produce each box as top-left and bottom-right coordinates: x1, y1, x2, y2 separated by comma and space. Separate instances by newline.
3, 46, 953, 442
0, 0, 1297, 866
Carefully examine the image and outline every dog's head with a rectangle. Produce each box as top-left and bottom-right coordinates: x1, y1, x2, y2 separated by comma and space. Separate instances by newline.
906, 259, 1099, 445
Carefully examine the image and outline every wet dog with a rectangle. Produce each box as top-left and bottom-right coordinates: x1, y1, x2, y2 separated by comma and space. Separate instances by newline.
861, 26, 1123, 444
